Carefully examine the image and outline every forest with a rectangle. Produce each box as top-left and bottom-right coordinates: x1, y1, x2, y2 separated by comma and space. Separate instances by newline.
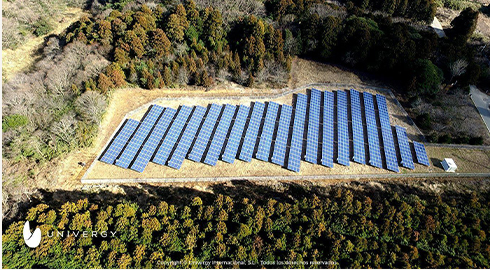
3, 181, 490, 268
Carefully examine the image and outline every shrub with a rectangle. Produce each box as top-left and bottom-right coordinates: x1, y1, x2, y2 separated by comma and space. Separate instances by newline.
416, 113, 432, 130
413, 59, 444, 95
33, 18, 53, 37
469, 136, 483, 145
2, 114, 29, 132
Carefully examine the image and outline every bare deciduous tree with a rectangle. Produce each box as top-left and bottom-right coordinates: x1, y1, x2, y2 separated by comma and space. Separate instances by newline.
450, 59, 468, 81
75, 91, 107, 124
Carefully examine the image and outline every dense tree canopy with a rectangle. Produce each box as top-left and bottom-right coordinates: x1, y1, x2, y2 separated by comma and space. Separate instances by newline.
3, 184, 490, 268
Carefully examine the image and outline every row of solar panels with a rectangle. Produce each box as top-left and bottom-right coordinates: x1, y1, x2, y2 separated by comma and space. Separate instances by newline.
99, 89, 430, 173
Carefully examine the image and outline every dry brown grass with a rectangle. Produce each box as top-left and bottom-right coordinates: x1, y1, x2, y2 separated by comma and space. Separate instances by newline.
1, 7, 86, 80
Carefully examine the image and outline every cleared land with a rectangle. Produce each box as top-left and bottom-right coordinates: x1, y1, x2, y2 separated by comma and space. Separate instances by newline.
83, 83, 490, 182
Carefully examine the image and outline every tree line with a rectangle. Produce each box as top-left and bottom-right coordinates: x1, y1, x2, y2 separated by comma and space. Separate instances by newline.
3, 184, 489, 268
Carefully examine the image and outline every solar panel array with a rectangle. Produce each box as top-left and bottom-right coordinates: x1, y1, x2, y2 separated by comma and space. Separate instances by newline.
363, 92, 383, 169
152, 106, 193, 165
350, 89, 366, 165
204, 104, 236, 166
413, 141, 430, 166
188, 104, 222, 162
321, 91, 334, 168
256, 102, 279, 162
239, 102, 265, 162
395, 125, 415, 169
376, 95, 399, 173
167, 106, 207, 169
222, 105, 250, 163
271, 105, 292, 166
115, 105, 164, 168
130, 108, 176, 172
287, 94, 307, 172
100, 119, 139, 164
337, 91, 350, 166
305, 89, 321, 164
100, 89, 430, 174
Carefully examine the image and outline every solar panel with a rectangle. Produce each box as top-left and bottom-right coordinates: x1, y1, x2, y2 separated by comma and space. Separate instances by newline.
395, 125, 415, 169
203, 104, 236, 166
337, 91, 350, 166
152, 105, 193, 165
188, 104, 222, 162
115, 105, 164, 168
287, 93, 307, 172
271, 105, 293, 166
238, 102, 265, 162
222, 105, 250, 163
130, 108, 177, 172
363, 92, 383, 169
167, 106, 207, 169
100, 119, 139, 164
256, 102, 280, 162
376, 95, 399, 172
350, 89, 366, 165
413, 141, 430, 166
305, 89, 321, 164
321, 91, 334, 168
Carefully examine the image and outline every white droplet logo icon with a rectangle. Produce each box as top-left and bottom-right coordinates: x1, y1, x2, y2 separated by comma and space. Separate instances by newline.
23, 221, 42, 248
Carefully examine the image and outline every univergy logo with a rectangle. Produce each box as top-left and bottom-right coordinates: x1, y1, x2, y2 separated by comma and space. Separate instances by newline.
23, 220, 117, 248
23, 221, 42, 248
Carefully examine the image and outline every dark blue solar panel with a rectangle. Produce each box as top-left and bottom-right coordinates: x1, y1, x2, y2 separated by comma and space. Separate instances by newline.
256, 102, 280, 162
376, 95, 399, 173
363, 92, 383, 169
130, 108, 176, 172
413, 141, 430, 166
188, 104, 222, 162
321, 91, 334, 168
238, 102, 265, 162
271, 105, 292, 166
167, 106, 207, 169
222, 105, 250, 163
337, 91, 350, 166
395, 125, 415, 170
100, 119, 139, 164
152, 106, 193, 165
204, 104, 236, 166
350, 89, 366, 165
115, 105, 164, 168
287, 93, 307, 172
305, 89, 321, 164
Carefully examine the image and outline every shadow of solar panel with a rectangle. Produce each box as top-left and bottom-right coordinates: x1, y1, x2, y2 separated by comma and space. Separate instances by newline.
222, 105, 250, 164
395, 125, 415, 169
130, 108, 177, 172
305, 89, 321, 164
376, 95, 399, 172
363, 92, 383, 169
413, 141, 430, 166
256, 102, 280, 162
321, 91, 334, 168
350, 89, 366, 165
337, 91, 350, 166
204, 104, 236, 166
188, 104, 222, 162
287, 93, 308, 172
238, 102, 265, 162
152, 105, 193, 165
115, 105, 164, 168
100, 119, 139, 164
271, 104, 292, 166
167, 106, 207, 169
